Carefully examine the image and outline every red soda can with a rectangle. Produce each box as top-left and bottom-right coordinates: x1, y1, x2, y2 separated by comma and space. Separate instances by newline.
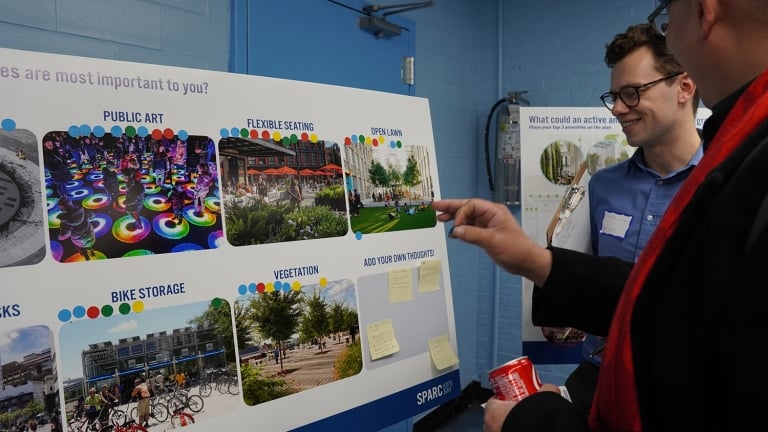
487, 355, 542, 402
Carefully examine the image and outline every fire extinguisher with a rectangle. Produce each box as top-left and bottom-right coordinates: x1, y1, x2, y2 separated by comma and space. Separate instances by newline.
484, 91, 529, 205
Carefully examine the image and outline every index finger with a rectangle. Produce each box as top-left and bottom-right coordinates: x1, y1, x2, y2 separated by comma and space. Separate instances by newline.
432, 198, 473, 224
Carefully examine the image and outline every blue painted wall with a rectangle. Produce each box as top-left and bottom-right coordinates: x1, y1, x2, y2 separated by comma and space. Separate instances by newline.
0, 0, 656, 430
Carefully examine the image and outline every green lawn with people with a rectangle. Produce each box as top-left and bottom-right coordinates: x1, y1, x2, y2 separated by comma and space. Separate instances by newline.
350, 203, 436, 234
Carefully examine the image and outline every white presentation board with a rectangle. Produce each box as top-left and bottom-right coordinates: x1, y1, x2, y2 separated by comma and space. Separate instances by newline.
0, 47, 459, 431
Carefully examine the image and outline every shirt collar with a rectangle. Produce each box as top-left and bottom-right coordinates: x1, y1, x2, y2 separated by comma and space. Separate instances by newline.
703, 79, 755, 149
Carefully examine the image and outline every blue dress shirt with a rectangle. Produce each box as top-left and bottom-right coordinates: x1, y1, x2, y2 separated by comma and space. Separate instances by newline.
581, 142, 703, 365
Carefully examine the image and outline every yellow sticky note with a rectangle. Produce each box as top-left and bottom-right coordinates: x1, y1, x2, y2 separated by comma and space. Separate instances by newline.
418, 259, 441, 292
366, 318, 400, 360
388, 267, 413, 303
428, 334, 459, 370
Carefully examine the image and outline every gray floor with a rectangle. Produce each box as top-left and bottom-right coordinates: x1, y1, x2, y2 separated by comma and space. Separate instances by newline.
434, 402, 484, 431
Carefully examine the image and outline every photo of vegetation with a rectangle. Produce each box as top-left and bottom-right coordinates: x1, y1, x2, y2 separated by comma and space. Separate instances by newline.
539, 140, 585, 185
235, 279, 362, 406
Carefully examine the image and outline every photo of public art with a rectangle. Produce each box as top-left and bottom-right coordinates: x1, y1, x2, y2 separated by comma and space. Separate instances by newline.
0, 128, 46, 268
219, 135, 349, 246
235, 279, 361, 406
58, 299, 239, 431
344, 139, 437, 234
43, 131, 223, 262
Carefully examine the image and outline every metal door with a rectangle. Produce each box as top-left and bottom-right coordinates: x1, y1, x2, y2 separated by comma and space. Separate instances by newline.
231, 0, 415, 95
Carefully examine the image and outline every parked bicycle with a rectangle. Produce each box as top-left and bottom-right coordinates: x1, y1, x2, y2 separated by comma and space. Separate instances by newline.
127, 396, 169, 425
198, 368, 239, 397
162, 388, 204, 415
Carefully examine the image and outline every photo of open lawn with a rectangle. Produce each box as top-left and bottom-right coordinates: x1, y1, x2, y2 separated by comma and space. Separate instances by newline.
350, 202, 436, 233
344, 138, 437, 235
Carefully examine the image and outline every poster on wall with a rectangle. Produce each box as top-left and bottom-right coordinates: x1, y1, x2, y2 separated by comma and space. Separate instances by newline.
519, 106, 710, 364
0, 47, 460, 431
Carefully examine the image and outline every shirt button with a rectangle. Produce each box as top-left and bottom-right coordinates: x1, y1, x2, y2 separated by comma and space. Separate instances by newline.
657, 179, 664, 185
646, 214, 653, 221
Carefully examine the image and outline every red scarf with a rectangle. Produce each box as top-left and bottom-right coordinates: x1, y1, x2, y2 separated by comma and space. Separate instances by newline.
590, 67, 768, 431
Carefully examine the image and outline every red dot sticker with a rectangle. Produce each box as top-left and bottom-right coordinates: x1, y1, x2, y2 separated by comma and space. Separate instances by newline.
87, 306, 101, 318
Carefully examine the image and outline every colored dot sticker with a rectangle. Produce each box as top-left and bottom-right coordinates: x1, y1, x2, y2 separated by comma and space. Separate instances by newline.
257, 282, 265, 293
101, 305, 114, 317
292, 281, 302, 291
132, 300, 145, 313
1, 118, 16, 131
319, 277, 328, 287
87, 306, 100, 319
355, 231, 363, 240
73, 305, 86, 319
119, 303, 132, 315
211, 298, 222, 308
58, 309, 72, 322
238, 284, 247, 295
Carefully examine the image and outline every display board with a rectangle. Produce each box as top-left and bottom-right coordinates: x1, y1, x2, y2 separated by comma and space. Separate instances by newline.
0, 47, 460, 432
519, 106, 710, 364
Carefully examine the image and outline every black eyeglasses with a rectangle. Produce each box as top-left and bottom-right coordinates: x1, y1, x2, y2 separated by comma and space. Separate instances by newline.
648, 0, 675, 35
600, 72, 683, 110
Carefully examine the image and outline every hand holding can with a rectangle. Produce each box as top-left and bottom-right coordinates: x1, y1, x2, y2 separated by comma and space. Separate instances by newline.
487, 356, 542, 402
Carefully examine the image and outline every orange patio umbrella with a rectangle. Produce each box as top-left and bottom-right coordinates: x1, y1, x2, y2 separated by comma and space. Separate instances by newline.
274, 165, 298, 175
319, 163, 343, 173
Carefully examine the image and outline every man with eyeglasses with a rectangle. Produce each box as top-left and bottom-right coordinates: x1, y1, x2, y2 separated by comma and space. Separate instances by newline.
563, 22, 702, 425
432, 0, 768, 430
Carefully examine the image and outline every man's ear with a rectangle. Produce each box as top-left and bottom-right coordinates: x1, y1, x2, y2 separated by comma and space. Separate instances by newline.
678, 72, 697, 103
698, 0, 720, 38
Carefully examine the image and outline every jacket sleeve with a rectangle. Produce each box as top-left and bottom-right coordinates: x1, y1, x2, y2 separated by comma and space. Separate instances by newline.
502, 391, 590, 432
531, 246, 632, 336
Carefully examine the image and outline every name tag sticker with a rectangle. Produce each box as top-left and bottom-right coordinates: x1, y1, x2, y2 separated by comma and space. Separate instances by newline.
600, 211, 632, 238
